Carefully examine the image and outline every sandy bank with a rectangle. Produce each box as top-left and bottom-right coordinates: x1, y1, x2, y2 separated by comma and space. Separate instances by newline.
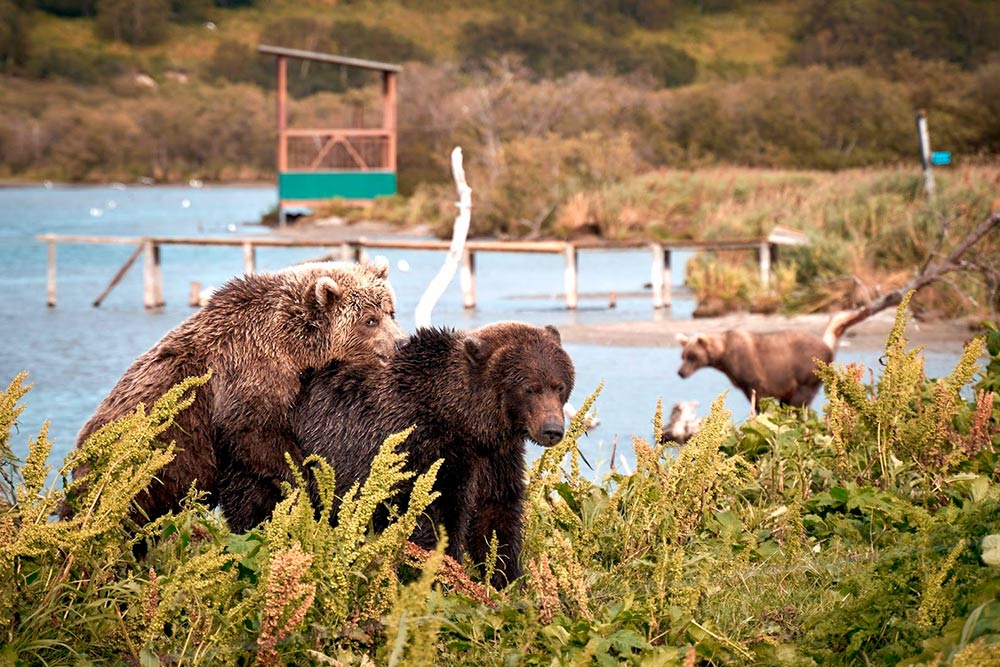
557, 309, 982, 353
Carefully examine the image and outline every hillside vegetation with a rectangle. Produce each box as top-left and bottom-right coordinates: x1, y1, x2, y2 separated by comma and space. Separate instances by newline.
3, 0, 1000, 316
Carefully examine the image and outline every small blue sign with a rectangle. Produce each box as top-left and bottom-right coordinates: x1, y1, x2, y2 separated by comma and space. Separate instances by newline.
931, 151, 952, 166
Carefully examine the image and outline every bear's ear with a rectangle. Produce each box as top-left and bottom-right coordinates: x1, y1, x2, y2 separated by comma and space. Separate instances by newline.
544, 325, 561, 343
315, 276, 342, 308
464, 336, 488, 368
366, 256, 390, 279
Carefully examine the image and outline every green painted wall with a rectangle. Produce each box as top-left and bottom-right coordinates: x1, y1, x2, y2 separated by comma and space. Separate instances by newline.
279, 171, 397, 200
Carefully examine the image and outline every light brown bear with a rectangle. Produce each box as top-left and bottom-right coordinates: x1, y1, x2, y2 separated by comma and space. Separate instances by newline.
676, 311, 856, 408
66, 260, 405, 532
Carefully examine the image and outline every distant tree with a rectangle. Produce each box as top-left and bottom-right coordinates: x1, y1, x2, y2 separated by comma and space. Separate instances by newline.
793, 0, 1000, 70
458, 16, 695, 87
213, 0, 252, 6
95, 0, 170, 46
35, 0, 96, 17
203, 39, 270, 88
26, 45, 127, 83
170, 0, 211, 23
0, 0, 30, 73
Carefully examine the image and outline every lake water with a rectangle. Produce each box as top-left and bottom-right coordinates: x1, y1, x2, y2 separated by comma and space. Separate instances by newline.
0, 184, 967, 479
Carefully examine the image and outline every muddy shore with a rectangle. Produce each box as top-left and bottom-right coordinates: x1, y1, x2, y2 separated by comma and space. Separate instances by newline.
556, 309, 981, 352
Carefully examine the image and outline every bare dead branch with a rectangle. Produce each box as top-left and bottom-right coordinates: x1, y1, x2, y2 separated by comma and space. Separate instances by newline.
836, 209, 1000, 333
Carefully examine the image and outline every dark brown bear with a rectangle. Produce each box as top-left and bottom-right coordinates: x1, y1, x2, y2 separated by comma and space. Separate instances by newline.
676, 311, 856, 407
68, 260, 404, 532
292, 322, 575, 588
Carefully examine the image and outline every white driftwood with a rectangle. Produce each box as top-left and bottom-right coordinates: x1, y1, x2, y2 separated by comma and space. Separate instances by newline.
415, 147, 472, 328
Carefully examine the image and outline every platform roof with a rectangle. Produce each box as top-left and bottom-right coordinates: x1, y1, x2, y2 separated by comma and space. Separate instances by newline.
257, 44, 402, 73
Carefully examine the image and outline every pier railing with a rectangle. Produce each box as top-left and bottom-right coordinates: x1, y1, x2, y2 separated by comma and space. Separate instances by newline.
37, 230, 807, 310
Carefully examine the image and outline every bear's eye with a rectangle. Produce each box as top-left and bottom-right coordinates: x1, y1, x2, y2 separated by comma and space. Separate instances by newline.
525, 385, 542, 396
554, 383, 565, 394
365, 316, 379, 327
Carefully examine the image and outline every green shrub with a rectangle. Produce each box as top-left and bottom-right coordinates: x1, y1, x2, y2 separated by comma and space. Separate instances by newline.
95, 0, 170, 46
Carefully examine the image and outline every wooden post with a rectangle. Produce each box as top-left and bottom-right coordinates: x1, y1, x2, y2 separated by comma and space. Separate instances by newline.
759, 241, 771, 290
383, 71, 397, 172
650, 244, 673, 307
93, 244, 143, 307
189, 281, 202, 307
459, 249, 476, 309
243, 241, 256, 275
339, 242, 353, 262
46, 240, 56, 308
915, 109, 936, 201
563, 244, 578, 310
276, 55, 288, 227
142, 240, 164, 309
663, 249, 672, 307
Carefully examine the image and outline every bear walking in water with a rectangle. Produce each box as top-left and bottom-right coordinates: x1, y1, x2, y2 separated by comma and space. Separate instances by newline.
67, 260, 404, 533
676, 311, 857, 407
291, 322, 575, 588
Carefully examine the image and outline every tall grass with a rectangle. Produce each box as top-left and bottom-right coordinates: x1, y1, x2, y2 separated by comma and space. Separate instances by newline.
1, 301, 999, 664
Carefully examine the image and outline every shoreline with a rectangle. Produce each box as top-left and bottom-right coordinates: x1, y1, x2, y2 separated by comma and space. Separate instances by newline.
556, 309, 983, 353
275, 218, 985, 354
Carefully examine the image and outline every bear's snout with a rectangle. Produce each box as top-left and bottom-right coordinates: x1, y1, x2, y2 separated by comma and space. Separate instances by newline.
538, 419, 565, 446
678, 367, 690, 379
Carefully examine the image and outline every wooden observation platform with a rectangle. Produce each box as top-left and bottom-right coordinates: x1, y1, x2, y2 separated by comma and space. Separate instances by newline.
257, 45, 400, 223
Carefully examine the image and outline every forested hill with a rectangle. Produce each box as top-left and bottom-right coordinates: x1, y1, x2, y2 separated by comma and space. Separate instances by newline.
2, 0, 999, 189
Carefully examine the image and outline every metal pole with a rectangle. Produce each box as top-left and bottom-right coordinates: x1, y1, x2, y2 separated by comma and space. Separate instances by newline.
277, 56, 288, 227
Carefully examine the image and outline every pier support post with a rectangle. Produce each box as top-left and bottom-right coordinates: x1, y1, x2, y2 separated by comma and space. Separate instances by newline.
563, 244, 578, 310
459, 250, 476, 309
649, 243, 672, 309
243, 241, 256, 275
46, 240, 56, 308
189, 281, 202, 307
758, 241, 771, 290
142, 240, 164, 309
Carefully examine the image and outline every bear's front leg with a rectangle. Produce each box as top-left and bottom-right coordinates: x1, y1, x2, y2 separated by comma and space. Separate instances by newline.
214, 423, 304, 532
465, 458, 526, 589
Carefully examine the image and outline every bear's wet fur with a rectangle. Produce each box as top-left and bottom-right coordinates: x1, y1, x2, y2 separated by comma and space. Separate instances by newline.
293, 322, 575, 588
68, 260, 404, 532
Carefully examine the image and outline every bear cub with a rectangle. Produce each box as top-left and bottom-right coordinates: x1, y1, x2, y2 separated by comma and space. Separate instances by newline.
293, 322, 575, 588
68, 260, 404, 532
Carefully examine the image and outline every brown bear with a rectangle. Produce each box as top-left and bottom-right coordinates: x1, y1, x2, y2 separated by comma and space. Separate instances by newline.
67, 260, 405, 533
290, 322, 575, 588
675, 311, 856, 407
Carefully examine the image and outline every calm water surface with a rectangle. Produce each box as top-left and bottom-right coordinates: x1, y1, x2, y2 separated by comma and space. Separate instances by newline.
0, 185, 966, 478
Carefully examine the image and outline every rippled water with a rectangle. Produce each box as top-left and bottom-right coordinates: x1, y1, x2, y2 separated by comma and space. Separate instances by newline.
0, 184, 965, 478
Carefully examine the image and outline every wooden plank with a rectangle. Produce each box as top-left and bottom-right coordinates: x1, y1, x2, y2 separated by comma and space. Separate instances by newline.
46, 240, 56, 308
459, 250, 476, 309
257, 44, 402, 73
92, 244, 143, 307
285, 128, 390, 138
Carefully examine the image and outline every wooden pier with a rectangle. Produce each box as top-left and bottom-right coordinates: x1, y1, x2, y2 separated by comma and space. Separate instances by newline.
37, 230, 807, 310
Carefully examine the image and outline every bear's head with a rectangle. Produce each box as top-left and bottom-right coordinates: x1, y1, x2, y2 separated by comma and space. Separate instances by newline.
279, 258, 406, 366
464, 322, 575, 447
676, 333, 724, 379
